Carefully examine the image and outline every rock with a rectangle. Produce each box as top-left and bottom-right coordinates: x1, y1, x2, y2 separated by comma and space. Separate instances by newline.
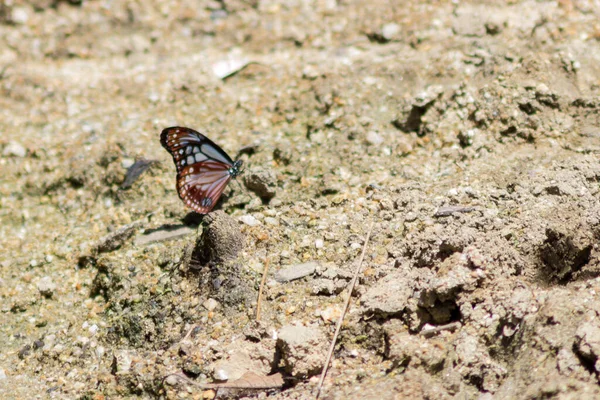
96, 221, 143, 253
540, 226, 593, 281
243, 167, 277, 199
182, 358, 202, 377
434, 205, 476, 217
392, 86, 443, 133
420, 252, 483, 307
452, 332, 507, 392
277, 325, 327, 377
11, 7, 30, 25
264, 217, 279, 226
239, 215, 261, 227
18, 344, 31, 359
212, 56, 250, 80
360, 270, 414, 315
242, 321, 270, 342
210, 343, 272, 381
2, 141, 26, 157
274, 262, 318, 282
37, 276, 56, 298
194, 211, 244, 264
381, 23, 400, 41
134, 225, 194, 246
312, 278, 336, 295
574, 322, 600, 372
164, 375, 179, 386
203, 298, 219, 311
384, 322, 447, 371
366, 131, 384, 146
113, 350, 134, 374
318, 305, 342, 323
302, 65, 319, 80
212, 353, 252, 381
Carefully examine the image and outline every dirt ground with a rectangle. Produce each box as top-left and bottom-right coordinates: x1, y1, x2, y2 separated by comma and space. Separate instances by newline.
2, 0, 600, 399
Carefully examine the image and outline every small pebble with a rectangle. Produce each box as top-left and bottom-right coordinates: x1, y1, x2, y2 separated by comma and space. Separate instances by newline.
203, 298, 219, 311
239, 215, 260, 227
381, 23, 400, 41
274, 262, 319, 282
121, 158, 135, 169
44, 255, 53, 263
11, 7, 30, 24
264, 217, 279, 226
148, 92, 160, 103
319, 305, 342, 323
302, 65, 319, 80
315, 239, 324, 249
37, 276, 56, 298
113, 350, 133, 373
213, 368, 229, 381
404, 212, 418, 222
366, 131, 384, 146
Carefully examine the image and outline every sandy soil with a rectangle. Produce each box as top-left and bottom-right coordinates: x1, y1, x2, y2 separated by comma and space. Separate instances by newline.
2, 0, 600, 399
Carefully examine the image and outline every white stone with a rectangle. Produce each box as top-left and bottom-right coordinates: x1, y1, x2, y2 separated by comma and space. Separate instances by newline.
11, 7, 29, 24
381, 23, 400, 40
121, 158, 135, 169
2, 141, 26, 157
203, 298, 219, 311
264, 217, 279, 226
366, 131, 384, 146
37, 276, 56, 297
239, 215, 260, 227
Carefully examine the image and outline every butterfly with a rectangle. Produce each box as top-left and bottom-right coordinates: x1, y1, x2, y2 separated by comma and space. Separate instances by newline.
160, 126, 243, 214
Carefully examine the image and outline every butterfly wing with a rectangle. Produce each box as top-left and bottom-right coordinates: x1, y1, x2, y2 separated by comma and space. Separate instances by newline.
161, 126, 235, 214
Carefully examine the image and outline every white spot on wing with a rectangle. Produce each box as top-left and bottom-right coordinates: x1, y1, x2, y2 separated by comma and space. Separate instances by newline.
187, 155, 195, 165
201, 143, 230, 164
195, 153, 207, 163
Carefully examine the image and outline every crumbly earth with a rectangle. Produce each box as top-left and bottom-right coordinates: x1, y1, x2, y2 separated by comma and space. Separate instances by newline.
1, 0, 600, 399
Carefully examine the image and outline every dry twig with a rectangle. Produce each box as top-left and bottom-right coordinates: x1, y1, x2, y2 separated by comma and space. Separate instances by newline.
315, 221, 375, 399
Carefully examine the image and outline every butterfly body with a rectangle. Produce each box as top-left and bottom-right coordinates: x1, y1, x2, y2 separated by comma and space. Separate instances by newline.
160, 126, 243, 214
